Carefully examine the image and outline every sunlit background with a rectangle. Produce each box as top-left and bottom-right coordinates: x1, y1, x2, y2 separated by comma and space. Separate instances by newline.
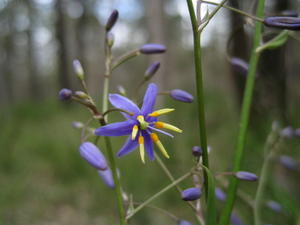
1, 0, 300, 224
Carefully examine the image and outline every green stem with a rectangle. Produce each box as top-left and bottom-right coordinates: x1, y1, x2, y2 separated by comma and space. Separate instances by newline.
111, 49, 140, 71
186, 0, 209, 197
200, 0, 264, 22
219, 0, 266, 224
102, 32, 127, 225
126, 171, 193, 220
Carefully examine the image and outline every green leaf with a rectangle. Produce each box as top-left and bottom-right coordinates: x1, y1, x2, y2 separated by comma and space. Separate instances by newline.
256, 30, 289, 53
201, 165, 217, 225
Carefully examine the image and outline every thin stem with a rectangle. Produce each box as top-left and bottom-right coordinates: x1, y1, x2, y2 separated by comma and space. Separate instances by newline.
186, 0, 209, 198
112, 49, 140, 71
156, 155, 205, 225
198, 0, 228, 32
102, 32, 127, 225
102, 108, 134, 117
126, 171, 193, 220
219, 0, 266, 224
200, 0, 264, 22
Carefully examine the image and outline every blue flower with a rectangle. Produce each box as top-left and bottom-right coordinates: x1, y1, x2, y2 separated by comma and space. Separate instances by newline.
95, 83, 182, 163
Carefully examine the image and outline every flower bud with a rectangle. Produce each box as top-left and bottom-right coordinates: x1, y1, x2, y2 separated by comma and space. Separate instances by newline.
98, 168, 115, 188
281, 10, 298, 18
192, 146, 202, 157
266, 200, 282, 213
117, 85, 126, 96
280, 126, 294, 138
264, 16, 300, 30
235, 171, 258, 181
181, 187, 202, 201
294, 128, 300, 137
215, 187, 226, 201
178, 220, 194, 225
279, 155, 298, 171
145, 62, 160, 80
140, 43, 166, 54
230, 57, 249, 76
79, 142, 108, 170
230, 213, 244, 225
106, 32, 115, 47
170, 89, 194, 103
105, 10, 119, 31
59, 88, 72, 100
72, 121, 84, 129
73, 59, 84, 80
74, 91, 89, 99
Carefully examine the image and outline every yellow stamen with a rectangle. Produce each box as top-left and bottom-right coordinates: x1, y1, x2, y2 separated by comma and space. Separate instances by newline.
150, 133, 170, 159
131, 125, 138, 140
148, 108, 175, 117
154, 122, 183, 133
138, 136, 145, 163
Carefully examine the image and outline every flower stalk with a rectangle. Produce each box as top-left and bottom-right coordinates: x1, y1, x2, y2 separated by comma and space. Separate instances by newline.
219, 0, 266, 224
186, 0, 209, 197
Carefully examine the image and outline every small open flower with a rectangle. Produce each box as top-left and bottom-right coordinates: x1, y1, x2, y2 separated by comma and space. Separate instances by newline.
79, 142, 108, 170
235, 171, 258, 181
264, 16, 300, 30
181, 187, 202, 201
95, 83, 182, 163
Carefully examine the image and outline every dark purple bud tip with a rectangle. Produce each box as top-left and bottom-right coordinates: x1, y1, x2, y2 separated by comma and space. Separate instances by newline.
264, 16, 300, 30
106, 10, 119, 31
79, 142, 108, 170
145, 62, 160, 79
281, 10, 299, 18
266, 200, 282, 213
280, 126, 294, 138
181, 187, 202, 201
230, 57, 249, 76
98, 168, 115, 189
215, 187, 226, 201
192, 146, 202, 157
178, 220, 194, 225
279, 155, 298, 171
59, 88, 72, 100
235, 171, 258, 181
140, 43, 166, 54
170, 89, 194, 103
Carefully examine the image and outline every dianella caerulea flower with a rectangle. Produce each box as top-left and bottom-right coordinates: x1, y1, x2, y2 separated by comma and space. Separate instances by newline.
95, 83, 182, 163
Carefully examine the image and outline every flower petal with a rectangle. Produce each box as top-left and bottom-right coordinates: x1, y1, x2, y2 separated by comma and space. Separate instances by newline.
109, 94, 140, 118
117, 137, 138, 157
95, 120, 136, 136
143, 131, 155, 160
141, 83, 158, 115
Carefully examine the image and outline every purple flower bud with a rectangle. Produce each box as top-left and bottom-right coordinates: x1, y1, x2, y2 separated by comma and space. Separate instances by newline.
230, 57, 249, 76
266, 200, 282, 213
280, 126, 294, 138
279, 155, 298, 171
230, 213, 244, 225
264, 17, 300, 30
235, 171, 258, 181
140, 43, 166, 54
79, 142, 108, 170
170, 89, 194, 103
59, 88, 72, 100
105, 10, 119, 31
98, 168, 115, 188
181, 187, 202, 201
294, 128, 300, 137
215, 187, 226, 201
178, 220, 194, 225
281, 10, 298, 18
192, 146, 202, 157
145, 62, 160, 80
